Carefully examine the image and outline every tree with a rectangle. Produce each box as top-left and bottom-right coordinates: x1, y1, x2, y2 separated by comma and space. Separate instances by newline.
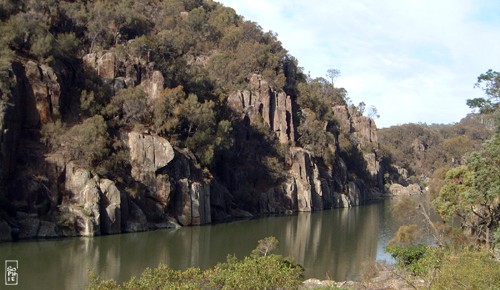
434, 133, 500, 248
326, 68, 340, 87
368, 105, 380, 119
467, 69, 500, 114
358, 101, 366, 115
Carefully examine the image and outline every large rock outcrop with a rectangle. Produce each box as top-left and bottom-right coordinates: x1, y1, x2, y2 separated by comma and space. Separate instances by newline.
258, 148, 372, 213
333, 104, 383, 188
228, 74, 295, 144
127, 132, 212, 226
83, 50, 165, 99
388, 183, 423, 196
128, 131, 175, 207
167, 149, 213, 226
24, 61, 61, 125
0, 40, 387, 241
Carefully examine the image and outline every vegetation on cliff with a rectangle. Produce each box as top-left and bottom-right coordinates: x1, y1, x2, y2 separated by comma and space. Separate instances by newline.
0, 0, 382, 241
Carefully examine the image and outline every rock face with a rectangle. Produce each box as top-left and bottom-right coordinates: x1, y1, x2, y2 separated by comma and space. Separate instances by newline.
64, 162, 102, 236
228, 74, 295, 144
258, 148, 372, 213
0, 220, 12, 242
127, 132, 212, 226
167, 149, 213, 226
333, 104, 383, 188
128, 131, 175, 207
0, 44, 386, 241
83, 50, 165, 99
99, 179, 122, 234
24, 61, 61, 125
388, 183, 423, 196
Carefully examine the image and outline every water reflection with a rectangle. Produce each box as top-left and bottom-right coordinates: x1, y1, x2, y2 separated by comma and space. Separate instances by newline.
0, 201, 401, 290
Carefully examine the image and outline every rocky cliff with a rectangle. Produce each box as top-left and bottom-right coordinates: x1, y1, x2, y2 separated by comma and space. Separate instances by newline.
0, 0, 385, 241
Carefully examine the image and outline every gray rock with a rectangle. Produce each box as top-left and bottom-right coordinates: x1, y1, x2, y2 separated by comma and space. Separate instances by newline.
18, 218, 40, 239
141, 70, 164, 100
227, 74, 295, 144
37, 221, 60, 239
0, 220, 12, 242
124, 200, 148, 232
99, 179, 122, 234
64, 162, 101, 236
389, 183, 422, 196
97, 52, 117, 79
176, 179, 212, 226
24, 61, 61, 125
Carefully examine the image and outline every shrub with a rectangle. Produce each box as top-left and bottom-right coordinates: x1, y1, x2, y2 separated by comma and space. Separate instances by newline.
386, 244, 432, 276
42, 115, 110, 168
86, 237, 303, 290
106, 86, 151, 124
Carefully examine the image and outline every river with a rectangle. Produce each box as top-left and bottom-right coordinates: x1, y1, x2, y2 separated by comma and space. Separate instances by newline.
0, 199, 413, 289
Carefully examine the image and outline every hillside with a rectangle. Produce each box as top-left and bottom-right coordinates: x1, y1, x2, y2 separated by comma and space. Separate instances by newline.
378, 115, 494, 182
0, 0, 384, 241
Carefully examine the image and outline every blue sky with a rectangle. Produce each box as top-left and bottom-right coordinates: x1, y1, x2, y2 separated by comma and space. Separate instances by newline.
216, 0, 500, 128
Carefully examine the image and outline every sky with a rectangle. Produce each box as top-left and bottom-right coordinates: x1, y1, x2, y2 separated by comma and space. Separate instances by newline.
216, 0, 500, 128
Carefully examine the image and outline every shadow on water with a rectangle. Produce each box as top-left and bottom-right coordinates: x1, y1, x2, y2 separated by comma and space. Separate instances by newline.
0, 199, 422, 289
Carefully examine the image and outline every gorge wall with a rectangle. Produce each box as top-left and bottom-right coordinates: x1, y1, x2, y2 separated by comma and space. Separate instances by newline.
0, 50, 384, 242
0, 0, 387, 242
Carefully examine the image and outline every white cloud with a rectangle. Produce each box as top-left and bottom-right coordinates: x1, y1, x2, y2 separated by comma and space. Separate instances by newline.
217, 0, 500, 127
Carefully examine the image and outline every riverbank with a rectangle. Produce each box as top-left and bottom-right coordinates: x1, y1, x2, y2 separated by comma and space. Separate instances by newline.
302, 264, 426, 290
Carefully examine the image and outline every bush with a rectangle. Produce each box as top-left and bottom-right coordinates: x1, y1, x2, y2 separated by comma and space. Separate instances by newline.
42, 115, 110, 168
386, 244, 431, 275
86, 237, 303, 290
106, 86, 151, 124
432, 250, 500, 289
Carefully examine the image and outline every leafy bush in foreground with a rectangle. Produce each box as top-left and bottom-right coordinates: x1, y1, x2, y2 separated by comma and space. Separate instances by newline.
87, 237, 303, 290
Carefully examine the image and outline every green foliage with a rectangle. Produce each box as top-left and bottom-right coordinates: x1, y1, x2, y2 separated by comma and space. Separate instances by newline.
379, 118, 492, 179
80, 73, 113, 117
298, 110, 336, 162
434, 133, 500, 246
106, 86, 150, 124
432, 250, 500, 290
467, 69, 500, 114
86, 237, 303, 290
388, 244, 500, 289
208, 254, 302, 290
386, 244, 433, 276
251, 236, 279, 257
42, 115, 110, 168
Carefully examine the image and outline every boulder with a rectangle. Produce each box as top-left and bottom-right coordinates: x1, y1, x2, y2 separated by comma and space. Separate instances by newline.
97, 52, 117, 79
175, 179, 211, 226
128, 132, 175, 177
99, 179, 121, 234
141, 70, 164, 100
128, 132, 175, 208
64, 162, 101, 236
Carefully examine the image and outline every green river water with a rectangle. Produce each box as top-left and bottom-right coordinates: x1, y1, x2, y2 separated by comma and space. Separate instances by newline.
0, 199, 416, 289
